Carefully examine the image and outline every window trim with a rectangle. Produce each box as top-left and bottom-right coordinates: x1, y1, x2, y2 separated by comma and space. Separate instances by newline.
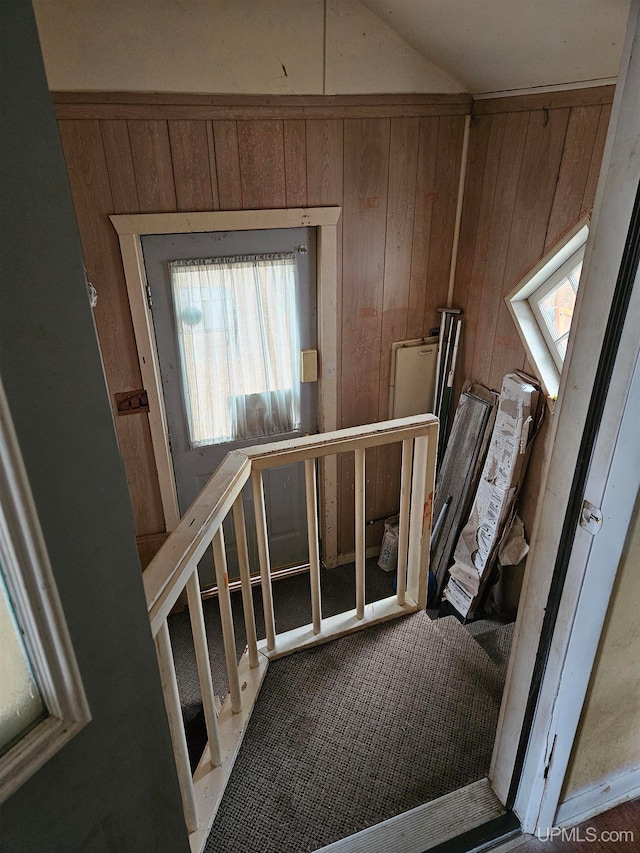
506, 216, 590, 398
529, 243, 585, 373
0, 379, 90, 804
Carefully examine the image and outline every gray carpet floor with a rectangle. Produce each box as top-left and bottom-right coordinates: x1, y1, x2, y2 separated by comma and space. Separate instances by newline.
168, 565, 515, 851
168, 559, 396, 767
474, 622, 515, 674
205, 612, 504, 853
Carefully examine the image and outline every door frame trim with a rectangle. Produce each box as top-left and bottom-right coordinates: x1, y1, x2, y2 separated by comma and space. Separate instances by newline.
110, 207, 341, 563
490, 0, 640, 830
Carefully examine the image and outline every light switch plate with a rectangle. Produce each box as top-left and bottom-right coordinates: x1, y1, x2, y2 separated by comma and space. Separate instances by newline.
301, 349, 318, 383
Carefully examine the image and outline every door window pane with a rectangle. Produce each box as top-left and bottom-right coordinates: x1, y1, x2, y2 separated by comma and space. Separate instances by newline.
170, 253, 301, 446
0, 565, 45, 756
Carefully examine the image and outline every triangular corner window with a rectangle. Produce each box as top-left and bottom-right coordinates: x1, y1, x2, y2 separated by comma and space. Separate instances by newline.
506, 218, 589, 398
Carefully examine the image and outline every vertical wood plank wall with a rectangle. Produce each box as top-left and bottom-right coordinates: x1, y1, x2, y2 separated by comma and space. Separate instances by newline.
54, 88, 612, 562
454, 89, 613, 403
54, 95, 468, 559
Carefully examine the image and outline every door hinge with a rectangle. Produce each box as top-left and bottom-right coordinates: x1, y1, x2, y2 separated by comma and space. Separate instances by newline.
580, 499, 603, 535
146, 284, 153, 309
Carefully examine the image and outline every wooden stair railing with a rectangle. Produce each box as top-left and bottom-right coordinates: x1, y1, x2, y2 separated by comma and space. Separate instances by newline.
143, 414, 438, 852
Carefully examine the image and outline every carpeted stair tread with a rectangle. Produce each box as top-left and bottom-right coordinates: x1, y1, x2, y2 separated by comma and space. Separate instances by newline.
168, 562, 396, 767
206, 609, 504, 853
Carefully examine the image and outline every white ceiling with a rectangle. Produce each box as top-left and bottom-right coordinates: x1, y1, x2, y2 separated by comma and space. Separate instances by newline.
360, 0, 630, 93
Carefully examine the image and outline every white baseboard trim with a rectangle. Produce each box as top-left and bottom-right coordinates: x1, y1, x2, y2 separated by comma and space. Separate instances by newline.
555, 766, 640, 828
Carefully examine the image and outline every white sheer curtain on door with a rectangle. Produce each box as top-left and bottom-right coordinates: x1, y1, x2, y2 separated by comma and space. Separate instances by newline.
169, 253, 301, 447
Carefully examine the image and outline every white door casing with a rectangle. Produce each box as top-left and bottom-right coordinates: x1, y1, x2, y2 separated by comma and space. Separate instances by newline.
490, 0, 640, 831
111, 208, 341, 564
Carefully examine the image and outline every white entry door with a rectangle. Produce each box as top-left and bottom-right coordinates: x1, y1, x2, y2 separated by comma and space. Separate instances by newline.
142, 228, 317, 584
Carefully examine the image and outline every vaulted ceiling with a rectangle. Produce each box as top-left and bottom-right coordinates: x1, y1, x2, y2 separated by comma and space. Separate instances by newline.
361, 0, 630, 93
33, 0, 631, 96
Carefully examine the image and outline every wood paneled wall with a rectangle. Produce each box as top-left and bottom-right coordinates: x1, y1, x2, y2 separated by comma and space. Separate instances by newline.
55, 94, 468, 558
55, 87, 612, 563
453, 87, 613, 399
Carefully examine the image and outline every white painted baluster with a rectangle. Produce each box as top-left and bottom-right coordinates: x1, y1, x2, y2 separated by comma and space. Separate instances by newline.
185, 569, 222, 767
251, 469, 276, 651
406, 432, 437, 608
155, 620, 199, 833
212, 528, 242, 714
231, 495, 259, 668
396, 439, 413, 607
355, 447, 366, 620
304, 458, 322, 634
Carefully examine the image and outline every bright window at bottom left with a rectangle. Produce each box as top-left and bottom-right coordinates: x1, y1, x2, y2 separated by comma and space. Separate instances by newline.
0, 565, 46, 756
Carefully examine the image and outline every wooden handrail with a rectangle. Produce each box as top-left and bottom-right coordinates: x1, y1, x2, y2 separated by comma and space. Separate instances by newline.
141, 414, 439, 849
143, 415, 438, 634
144, 451, 250, 634
244, 414, 439, 468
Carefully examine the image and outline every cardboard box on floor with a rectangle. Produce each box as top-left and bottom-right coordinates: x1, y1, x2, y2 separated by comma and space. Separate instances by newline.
444, 373, 540, 618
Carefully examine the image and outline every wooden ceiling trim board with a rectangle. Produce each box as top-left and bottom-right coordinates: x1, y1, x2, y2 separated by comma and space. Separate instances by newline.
54, 103, 472, 121
545, 105, 603, 252
581, 102, 613, 219
52, 91, 473, 108
472, 84, 615, 116
406, 117, 439, 341
212, 121, 243, 210
167, 120, 214, 212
